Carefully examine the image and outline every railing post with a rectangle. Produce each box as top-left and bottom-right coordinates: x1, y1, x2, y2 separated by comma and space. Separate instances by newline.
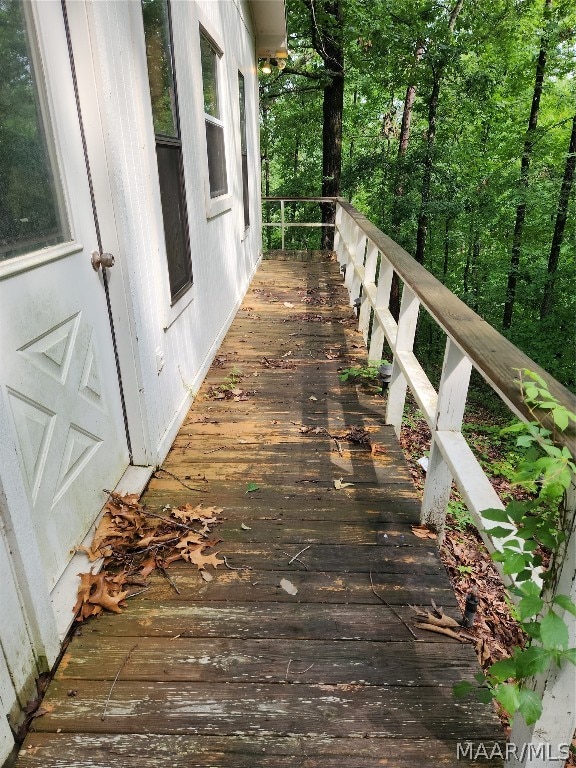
368, 255, 394, 362
337, 210, 351, 268
280, 199, 285, 251
385, 285, 419, 436
420, 338, 472, 538
359, 241, 378, 343
506, 483, 576, 768
345, 227, 366, 306
334, 202, 342, 257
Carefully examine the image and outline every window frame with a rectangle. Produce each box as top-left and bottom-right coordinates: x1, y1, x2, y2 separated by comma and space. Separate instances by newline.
142, 0, 193, 305
197, 20, 231, 219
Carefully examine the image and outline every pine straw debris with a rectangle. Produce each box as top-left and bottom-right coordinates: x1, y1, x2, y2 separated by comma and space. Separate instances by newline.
298, 423, 371, 445
74, 492, 223, 621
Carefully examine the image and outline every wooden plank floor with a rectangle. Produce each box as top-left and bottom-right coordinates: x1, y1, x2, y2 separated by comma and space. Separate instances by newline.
16, 252, 505, 767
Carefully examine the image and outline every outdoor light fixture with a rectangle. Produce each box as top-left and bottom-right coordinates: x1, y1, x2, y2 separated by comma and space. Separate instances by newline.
353, 297, 361, 318
376, 363, 393, 395
260, 55, 288, 75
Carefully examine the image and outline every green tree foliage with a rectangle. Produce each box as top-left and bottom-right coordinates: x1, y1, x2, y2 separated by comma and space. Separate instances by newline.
261, 0, 576, 388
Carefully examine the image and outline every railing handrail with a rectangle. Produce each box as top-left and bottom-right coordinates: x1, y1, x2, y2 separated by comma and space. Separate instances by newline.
262, 196, 337, 202
336, 198, 576, 453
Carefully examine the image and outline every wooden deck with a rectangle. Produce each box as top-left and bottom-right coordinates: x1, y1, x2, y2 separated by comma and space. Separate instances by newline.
16, 252, 504, 767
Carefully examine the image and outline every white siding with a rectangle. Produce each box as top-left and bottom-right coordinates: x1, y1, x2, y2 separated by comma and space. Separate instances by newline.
85, 0, 262, 464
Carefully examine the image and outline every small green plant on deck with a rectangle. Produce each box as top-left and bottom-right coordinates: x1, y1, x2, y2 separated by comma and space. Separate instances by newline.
339, 360, 390, 384
218, 366, 243, 392
455, 369, 576, 726
447, 499, 475, 532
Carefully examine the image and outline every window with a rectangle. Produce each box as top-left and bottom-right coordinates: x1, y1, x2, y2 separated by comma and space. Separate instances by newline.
142, 0, 192, 302
238, 72, 249, 229
0, 0, 69, 262
200, 31, 227, 199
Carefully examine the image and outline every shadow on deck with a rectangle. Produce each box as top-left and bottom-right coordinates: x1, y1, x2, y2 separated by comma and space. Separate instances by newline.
15, 252, 505, 767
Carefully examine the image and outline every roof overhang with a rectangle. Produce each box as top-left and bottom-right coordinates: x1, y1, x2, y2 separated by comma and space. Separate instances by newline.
248, 0, 288, 58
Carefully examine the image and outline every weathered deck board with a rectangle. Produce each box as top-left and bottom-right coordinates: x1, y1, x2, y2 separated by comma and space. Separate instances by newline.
55, 637, 472, 684
32, 680, 500, 740
16, 254, 504, 767
16, 733, 498, 767
114, 569, 460, 606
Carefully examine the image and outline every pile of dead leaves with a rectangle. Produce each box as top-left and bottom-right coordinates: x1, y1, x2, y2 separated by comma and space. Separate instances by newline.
441, 532, 526, 670
298, 424, 371, 446
74, 492, 223, 621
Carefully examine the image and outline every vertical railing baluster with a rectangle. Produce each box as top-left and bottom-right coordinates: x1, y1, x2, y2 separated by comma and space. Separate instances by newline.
359, 240, 377, 343
338, 210, 351, 269
344, 226, 365, 302
385, 285, 420, 436
368, 254, 393, 362
420, 338, 472, 539
280, 199, 285, 251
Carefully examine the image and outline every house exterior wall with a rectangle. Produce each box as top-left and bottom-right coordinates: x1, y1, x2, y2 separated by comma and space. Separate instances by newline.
82, 0, 263, 466
0, 1, 267, 759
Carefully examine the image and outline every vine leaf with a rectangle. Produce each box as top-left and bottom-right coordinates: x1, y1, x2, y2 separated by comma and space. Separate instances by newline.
515, 647, 551, 678
453, 680, 474, 698
488, 656, 517, 682
553, 595, 576, 616
540, 610, 569, 650
517, 595, 544, 621
493, 682, 520, 716
517, 689, 542, 726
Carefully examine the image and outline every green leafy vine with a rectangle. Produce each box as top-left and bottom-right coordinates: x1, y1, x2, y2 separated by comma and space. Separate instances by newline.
455, 369, 576, 726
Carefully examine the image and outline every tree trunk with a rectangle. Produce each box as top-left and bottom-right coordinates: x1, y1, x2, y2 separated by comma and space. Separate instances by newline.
502, 0, 552, 329
415, 70, 441, 264
390, 41, 425, 318
321, 66, 344, 248
414, 0, 463, 265
540, 112, 576, 319
307, 0, 344, 250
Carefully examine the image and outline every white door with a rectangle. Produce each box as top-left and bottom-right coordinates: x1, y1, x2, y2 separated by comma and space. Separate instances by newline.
0, 1, 130, 591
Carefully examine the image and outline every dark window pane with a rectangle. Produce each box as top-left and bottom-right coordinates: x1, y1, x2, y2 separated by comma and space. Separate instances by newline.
142, 0, 192, 300
156, 144, 191, 298
205, 120, 228, 198
200, 32, 219, 118
0, 0, 68, 261
238, 73, 247, 154
142, 0, 178, 138
242, 152, 249, 228
238, 72, 249, 228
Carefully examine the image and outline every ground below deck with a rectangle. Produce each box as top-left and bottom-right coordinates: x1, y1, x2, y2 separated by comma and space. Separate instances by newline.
15, 252, 504, 767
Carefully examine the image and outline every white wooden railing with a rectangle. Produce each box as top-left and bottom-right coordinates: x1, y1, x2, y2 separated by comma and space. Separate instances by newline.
263, 196, 576, 766
262, 197, 334, 250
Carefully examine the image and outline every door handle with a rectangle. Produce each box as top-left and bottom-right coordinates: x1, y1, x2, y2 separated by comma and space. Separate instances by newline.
91, 250, 115, 271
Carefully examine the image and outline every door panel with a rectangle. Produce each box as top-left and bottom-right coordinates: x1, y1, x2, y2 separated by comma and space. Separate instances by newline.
0, 0, 129, 590
2, 263, 128, 589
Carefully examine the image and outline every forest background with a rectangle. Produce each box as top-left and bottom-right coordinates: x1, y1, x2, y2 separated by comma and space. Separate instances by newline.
260, 0, 576, 392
